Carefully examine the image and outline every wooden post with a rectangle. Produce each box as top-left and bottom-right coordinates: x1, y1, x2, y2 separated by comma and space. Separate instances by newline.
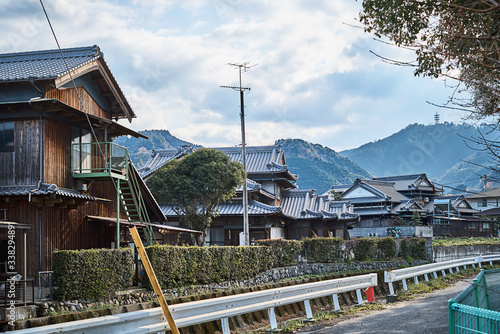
129, 226, 180, 334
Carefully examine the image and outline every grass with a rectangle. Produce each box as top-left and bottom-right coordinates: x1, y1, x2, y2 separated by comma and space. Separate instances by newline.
432, 237, 500, 247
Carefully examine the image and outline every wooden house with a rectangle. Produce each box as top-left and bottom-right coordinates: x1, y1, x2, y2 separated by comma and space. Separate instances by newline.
0, 46, 195, 288
141, 145, 358, 244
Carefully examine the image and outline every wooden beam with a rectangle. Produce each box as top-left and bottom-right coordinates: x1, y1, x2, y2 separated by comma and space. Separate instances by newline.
129, 226, 180, 334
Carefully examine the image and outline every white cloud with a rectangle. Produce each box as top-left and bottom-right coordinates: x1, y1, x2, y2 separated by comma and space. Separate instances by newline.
0, 0, 461, 153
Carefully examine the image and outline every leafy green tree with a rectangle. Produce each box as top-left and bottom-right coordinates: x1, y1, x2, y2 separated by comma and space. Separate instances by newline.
410, 210, 423, 226
147, 148, 246, 246
359, 0, 500, 119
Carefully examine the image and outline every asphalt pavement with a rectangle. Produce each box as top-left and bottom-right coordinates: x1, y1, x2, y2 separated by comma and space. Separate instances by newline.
297, 277, 474, 334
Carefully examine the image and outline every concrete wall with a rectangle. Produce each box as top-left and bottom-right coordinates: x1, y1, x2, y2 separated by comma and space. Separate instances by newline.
433, 244, 500, 262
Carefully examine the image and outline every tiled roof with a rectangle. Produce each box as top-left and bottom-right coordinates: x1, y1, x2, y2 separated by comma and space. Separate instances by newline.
0, 46, 101, 82
373, 174, 443, 193
139, 146, 195, 178
160, 200, 282, 217
139, 145, 298, 181
0, 183, 96, 201
281, 189, 349, 220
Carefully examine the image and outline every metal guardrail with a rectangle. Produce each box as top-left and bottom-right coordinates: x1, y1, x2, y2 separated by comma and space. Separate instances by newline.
385, 254, 500, 295
11, 273, 377, 333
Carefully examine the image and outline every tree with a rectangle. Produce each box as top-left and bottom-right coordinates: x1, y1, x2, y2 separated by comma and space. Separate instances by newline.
359, 0, 500, 119
410, 210, 423, 226
146, 148, 246, 246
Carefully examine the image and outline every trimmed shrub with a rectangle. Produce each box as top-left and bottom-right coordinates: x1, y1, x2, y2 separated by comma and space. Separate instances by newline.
302, 237, 344, 263
398, 238, 410, 258
377, 237, 398, 259
409, 237, 427, 259
52, 248, 134, 301
346, 237, 377, 261
145, 245, 273, 288
255, 239, 302, 267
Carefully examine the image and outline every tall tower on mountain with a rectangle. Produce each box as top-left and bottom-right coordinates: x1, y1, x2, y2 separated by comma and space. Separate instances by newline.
434, 112, 440, 124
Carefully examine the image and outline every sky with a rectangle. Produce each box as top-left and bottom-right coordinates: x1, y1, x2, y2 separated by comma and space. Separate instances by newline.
0, 0, 470, 151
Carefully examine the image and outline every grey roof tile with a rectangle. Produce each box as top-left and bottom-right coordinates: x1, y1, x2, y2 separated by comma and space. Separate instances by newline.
0, 46, 101, 82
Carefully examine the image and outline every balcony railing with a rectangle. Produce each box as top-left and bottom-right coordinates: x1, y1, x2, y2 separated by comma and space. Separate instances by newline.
72, 142, 130, 180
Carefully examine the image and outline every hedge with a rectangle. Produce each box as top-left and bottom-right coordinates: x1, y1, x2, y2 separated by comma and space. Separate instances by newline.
345, 237, 426, 261
254, 239, 302, 267
302, 237, 344, 263
52, 248, 134, 301
145, 245, 274, 288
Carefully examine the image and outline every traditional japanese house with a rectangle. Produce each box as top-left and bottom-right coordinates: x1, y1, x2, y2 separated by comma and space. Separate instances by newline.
140, 145, 358, 244
340, 179, 425, 228
424, 195, 494, 237
280, 189, 358, 240
0, 46, 196, 290
373, 174, 443, 204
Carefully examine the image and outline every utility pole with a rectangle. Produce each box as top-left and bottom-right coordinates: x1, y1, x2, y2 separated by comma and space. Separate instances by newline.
221, 62, 256, 246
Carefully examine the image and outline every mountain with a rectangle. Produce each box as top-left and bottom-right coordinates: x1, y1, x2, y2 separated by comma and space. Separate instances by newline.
114, 130, 199, 167
339, 122, 499, 192
276, 139, 371, 193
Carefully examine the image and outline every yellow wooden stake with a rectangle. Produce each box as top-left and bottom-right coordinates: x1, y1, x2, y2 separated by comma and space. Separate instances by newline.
129, 226, 180, 334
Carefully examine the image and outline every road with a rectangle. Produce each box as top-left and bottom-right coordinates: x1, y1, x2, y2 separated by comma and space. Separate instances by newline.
297, 277, 473, 334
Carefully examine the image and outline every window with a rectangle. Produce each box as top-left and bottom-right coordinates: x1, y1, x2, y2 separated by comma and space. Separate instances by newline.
468, 222, 477, 229
0, 121, 14, 152
478, 199, 488, 207
483, 223, 490, 229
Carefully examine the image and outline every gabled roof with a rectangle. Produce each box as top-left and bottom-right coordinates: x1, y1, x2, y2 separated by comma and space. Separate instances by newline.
430, 195, 478, 215
139, 145, 298, 183
342, 179, 409, 204
281, 189, 357, 221
139, 146, 195, 178
373, 173, 443, 194
0, 45, 134, 121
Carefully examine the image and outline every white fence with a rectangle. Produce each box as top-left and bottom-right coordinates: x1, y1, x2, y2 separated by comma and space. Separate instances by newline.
13, 273, 377, 334
384, 254, 500, 295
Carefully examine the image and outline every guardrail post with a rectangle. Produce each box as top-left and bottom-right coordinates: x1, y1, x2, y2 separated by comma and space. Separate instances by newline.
433, 271, 438, 279
268, 307, 278, 331
356, 289, 363, 305
455, 266, 459, 272
463, 265, 467, 270
402, 279, 408, 292
449, 268, 453, 274
332, 294, 340, 311
221, 317, 230, 334
424, 274, 429, 282
414, 276, 418, 285
303, 299, 315, 322
441, 269, 446, 276
472, 263, 476, 268
490, 261, 493, 266
388, 282, 394, 295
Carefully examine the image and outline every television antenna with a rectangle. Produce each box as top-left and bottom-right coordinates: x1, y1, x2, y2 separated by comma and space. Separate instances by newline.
220, 62, 257, 246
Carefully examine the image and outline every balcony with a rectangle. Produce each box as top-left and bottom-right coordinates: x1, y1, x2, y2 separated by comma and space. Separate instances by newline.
72, 142, 130, 181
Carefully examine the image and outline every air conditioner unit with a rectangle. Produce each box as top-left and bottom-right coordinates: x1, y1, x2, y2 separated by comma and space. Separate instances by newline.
424, 197, 429, 203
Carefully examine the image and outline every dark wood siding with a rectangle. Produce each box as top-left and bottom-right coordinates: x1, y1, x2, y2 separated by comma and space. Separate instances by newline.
44, 119, 72, 188
45, 85, 111, 119
0, 119, 41, 186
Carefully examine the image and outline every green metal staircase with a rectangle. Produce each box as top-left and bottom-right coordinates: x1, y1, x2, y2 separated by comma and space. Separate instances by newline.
72, 142, 155, 246
116, 161, 155, 246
